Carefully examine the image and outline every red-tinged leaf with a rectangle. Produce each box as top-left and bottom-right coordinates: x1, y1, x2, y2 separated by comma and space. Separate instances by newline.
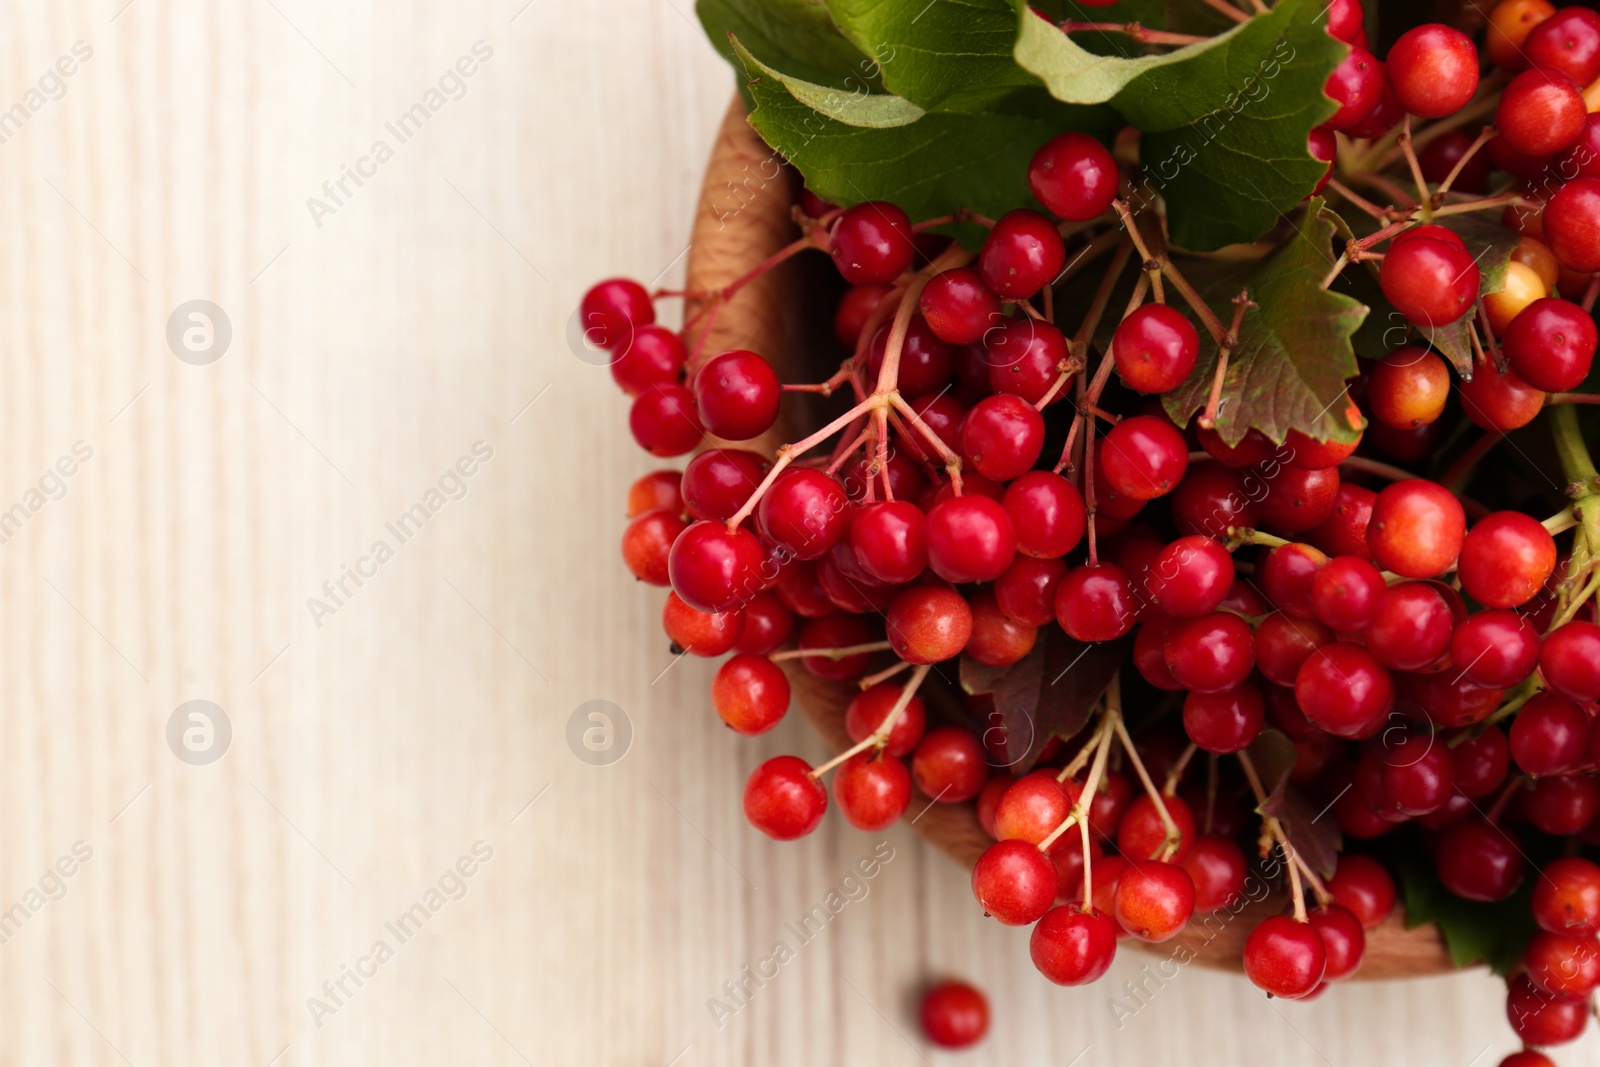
959, 627, 1129, 772
1164, 199, 1368, 446
1248, 728, 1341, 879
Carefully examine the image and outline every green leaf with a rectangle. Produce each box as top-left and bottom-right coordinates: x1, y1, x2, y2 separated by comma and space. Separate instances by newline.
1013, 0, 1344, 249
1164, 199, 1369, 445
1389, 841, 1541, 976
959, 628, 1128, 772
697, 0, 880, 92
827, 0, 1067, 116
735, 38, 1118, 224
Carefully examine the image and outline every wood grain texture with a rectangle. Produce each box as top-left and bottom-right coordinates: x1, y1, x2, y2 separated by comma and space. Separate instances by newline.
0, 2, 1589, 1065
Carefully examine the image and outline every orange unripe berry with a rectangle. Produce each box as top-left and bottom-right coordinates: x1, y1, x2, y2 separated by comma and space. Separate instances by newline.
1368, 348, 1451, 429
1486, 260, 1548, 333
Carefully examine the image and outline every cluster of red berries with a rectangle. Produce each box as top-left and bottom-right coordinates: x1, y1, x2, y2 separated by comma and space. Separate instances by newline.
598, 0, 1600, 1058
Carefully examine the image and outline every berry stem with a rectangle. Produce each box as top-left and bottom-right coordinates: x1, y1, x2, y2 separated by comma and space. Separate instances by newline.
769, 641, 894, 662
1236, 749, 1310, 922
1430, 191, 1532, 218
1160, 259, 1230, 346
1162, 742, 1198, 797
858, 659, 913, 689
1338, 455, 1421, 482
1550, 392, 1600, 406
1486, 676, 1545, 726
808, 663, 932, 778
1225, 525, 1290, 549
1039, 708, 1117, 854
1059, 21, 1208, 46
1198, 0, 1250, 23
1432, 126, 1494, 198
1111, 682, 1184, 860
1397, 117, 1433, 222
889, 391, 966, 494
1111, 199, 1166, 305
726, 394, 880, 529
1440, 430, 1505, 494
1325, 178, 1388, 223
1198, 291, 1253, 430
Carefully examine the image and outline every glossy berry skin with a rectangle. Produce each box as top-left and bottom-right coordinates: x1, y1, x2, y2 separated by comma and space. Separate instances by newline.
610, 324, 686, 396
1368, 347, 1450, 428
1525, 929, 1600, 999
758, 468, 850, 561
663, 591, 743, 656
1457, 510, 1557, 608
625, 470, 683, 519
1323, 47, 1383, 131
1171, 462, 1257, 539
743, 756, 827, 840
985, 317, 1070, 405
972, 839, 1057, 925
1378, 735, 1456, 816
912, 726, 989, 802
886, 585, 972, 665
1379, 236, 1479, 327
1525, 6, 1600, 84
1112, 304, 1199, 393
1509, 692, 1589, 776
1524, 775, 1600, 836
1450, 610, 1540, 688
994, 771, 1070, 846
1003, 471, 1085, 559
1031, 904, 1119, 985
622, 509, 687, 586
1458, 359, 1548, 431
1056, 562, 1140, 642
1367, 480, 1465, 578
1419, 131, 1492, 194
580, 277, 654, 350
1485, 260, 1549, 333
1295, 643, 1392, 739
833, 753, 911, 831
1146, 535, 1235, 618
1541, 621, 1600, 701
980, 209, 1066, 300
1545, 176, 1600, 272
865, 315, 955, 395
1285, 428, 1359, 470
682, 449, 767, 521
829, 201, 914, 285
1503, 297, 1597, 391
1327, 855, 1396, 929
921, 268, 1002, 344
1500, 68, 1587, 157
629, 383, 703, 457
1309, 905, 1366, 981
1112, 861, 1196, 943
668, 520, 765, 613
1243, 916, 1326, 998
1182, 835, 1247, 911
846, 683, 927, 758
1255, 462, 1340, 535
1182, 684, 1264, 755
711, 653, 790, 734
1117, 793, 1195, 863
1362, 582, 1453, 671
1100, 416, 1189, 500
1311, 555, 1387, 632
925, 494, 1016, 584
1488, 0, 1556, 70
1452, 725, 1511, 799
834, 284, 892, 349
1028, 132, 1118, 221
1307, 124, 1335, 195
1254, 614, 1331, 687
693, 351, 781, 440
1165, 613, 1254, 693
1533, 857, 1600, 936
1386, 25, 1479, 118
919, 981, 989, 1049
849, 500, 927, 585
1506, 973, 1590, 1047
1436, 819, 1526, 902
996, 556, 1068, 627
966, 587, 1038, 667
962, 393, 1045, 481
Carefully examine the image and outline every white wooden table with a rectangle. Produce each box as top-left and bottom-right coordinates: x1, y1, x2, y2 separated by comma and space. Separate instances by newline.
0, 1, 1588, 1063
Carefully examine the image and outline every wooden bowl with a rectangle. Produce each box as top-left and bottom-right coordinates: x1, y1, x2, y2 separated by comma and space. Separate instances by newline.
683, 96, 1453, 979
